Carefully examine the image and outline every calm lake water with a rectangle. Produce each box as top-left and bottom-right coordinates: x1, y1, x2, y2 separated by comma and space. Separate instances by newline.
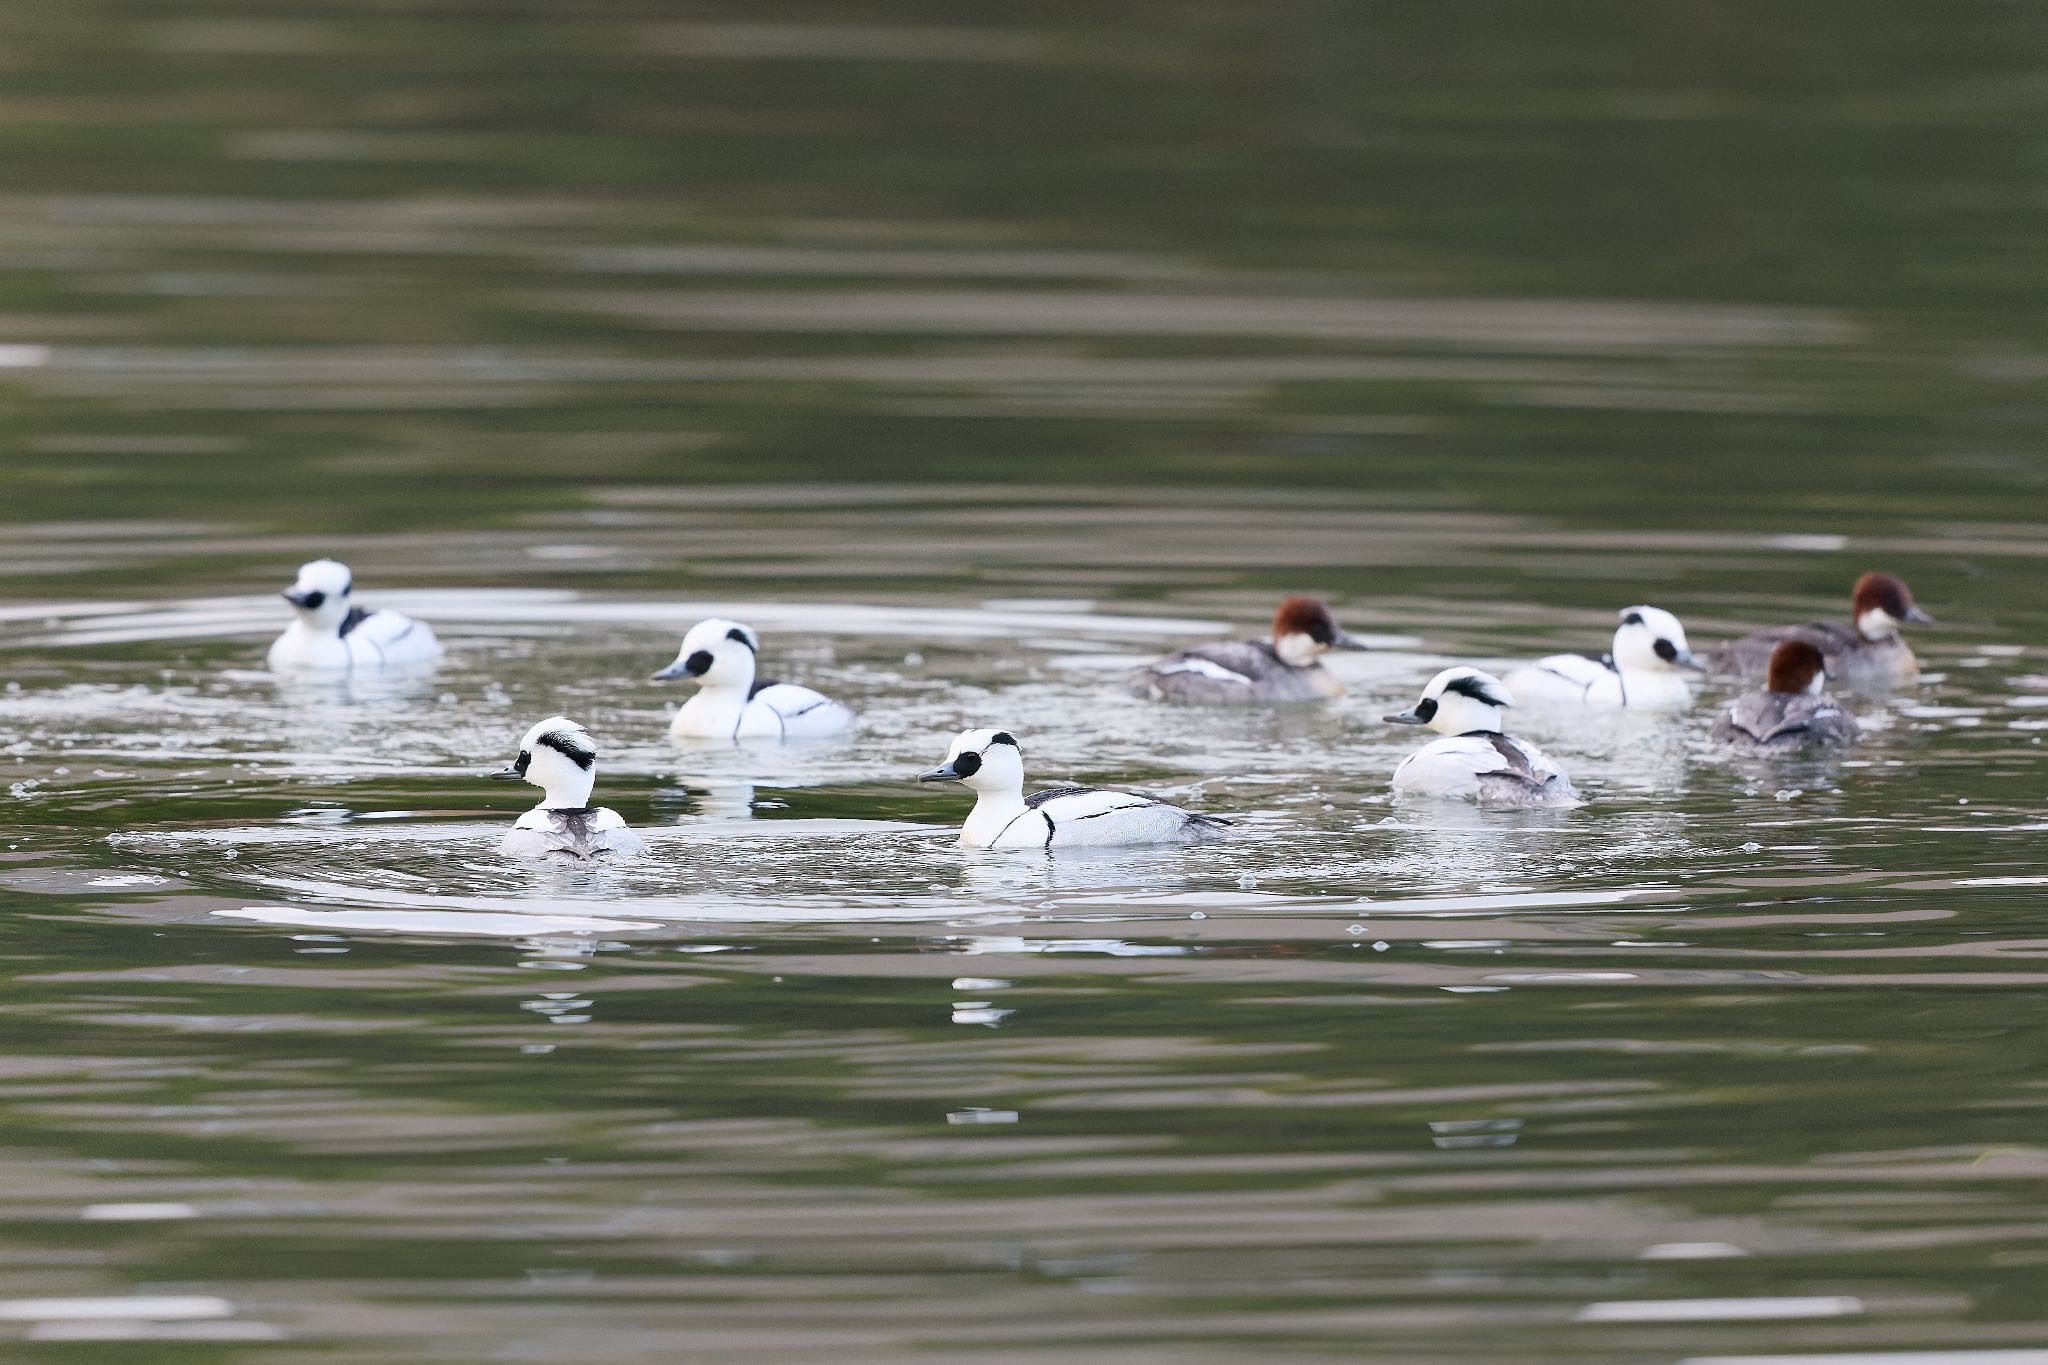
4, 3, 2048, 1362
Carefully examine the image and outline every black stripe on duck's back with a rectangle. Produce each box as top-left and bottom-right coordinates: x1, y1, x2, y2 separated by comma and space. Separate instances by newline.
1025, 785, 1097, 809
746, 678, 782, 699
1465, 732, 1553, 787
337, 605, 374, 637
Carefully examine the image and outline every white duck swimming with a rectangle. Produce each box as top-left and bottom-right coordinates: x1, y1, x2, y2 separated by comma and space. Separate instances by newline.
1503, 605, 1700, 710
653, 618, 855, 741
918, 727, 1230, 849
1384, 667, 1576, 807
1712, 640, 1860, 752
491, 716, 646, 861
266, 559, 441, 671
1128, 596, 1369, 705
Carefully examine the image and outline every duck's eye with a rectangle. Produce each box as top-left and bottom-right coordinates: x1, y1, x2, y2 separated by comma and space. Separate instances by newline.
301, 591, 326, 610
952, 751, 982, 778
1414, 697, 1438, 723
1653, 638, 1678, 662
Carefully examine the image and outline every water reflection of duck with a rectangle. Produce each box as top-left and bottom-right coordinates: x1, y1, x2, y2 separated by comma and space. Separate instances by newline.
1384, 668, 1577, 809
918, 727, 1231, 848
1713, 641, 1859, 751
267, 558, 441, 671
653, 618, 856, 741
1128, 596, 1368, 705
491, 716, 646, 861
1504, 605, 1701, 711
1712, 571, 1932, 691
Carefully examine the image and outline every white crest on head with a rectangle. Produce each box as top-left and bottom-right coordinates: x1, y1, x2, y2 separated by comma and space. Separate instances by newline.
1612, 605, 1694, 672
1399, 666, 1514, 735
512, 715, 598, 807
520, 714, 592, 755
284, 558, 354, 624
939, 726, 1025, 793
671, 617, 760, 688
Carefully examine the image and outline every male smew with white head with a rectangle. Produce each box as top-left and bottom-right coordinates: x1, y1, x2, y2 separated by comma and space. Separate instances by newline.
653, 617, 856, 742
267, 557, 441, 671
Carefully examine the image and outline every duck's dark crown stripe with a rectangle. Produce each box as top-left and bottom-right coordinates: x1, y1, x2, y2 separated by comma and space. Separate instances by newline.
535, 731, 595, 769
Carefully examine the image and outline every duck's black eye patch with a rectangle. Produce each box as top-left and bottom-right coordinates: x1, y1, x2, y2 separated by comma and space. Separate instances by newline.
1414, 697, 1439, 723
1307, 613, 1336, 646
1653, 638, 1678, 662
536, 732, 595, 770
512, 750, 532, 777
725, 628, 755, 650
988, 732, 1018, 748
1621, 611, 1644, 626
952, 750, 982, 777
301, 591, 326, 610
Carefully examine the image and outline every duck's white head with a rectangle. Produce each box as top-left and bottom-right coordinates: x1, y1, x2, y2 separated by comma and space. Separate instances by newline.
1611, 605, 1701, 673
1385, 667, 1515, 735
281, 558, 355, 631
491, 715, 598, 809
1269, 596, 1368, 668
918, 727, 1025, 796
1852, 571, 1933, 642
652, 618, 759, 689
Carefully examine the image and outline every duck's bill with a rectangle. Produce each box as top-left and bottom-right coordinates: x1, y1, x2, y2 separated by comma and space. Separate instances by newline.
488, 765, 524, 781
1675, 653, 1707, 672
1905, 606, 1935, 625
917, 763, 962, 782
649, 662, 688, 682
1333, 631, 1371, 651
1382, 709, 1428, 725
281, 588, 314, 607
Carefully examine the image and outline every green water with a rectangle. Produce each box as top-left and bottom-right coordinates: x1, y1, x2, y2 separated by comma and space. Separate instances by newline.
2, 2, 2048, 1361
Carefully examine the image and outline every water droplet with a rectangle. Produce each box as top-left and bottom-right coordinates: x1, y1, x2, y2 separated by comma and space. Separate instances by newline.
1347, 924, 1365, 936
1372, 941, 1389, 952
1741, 841, 1762, 853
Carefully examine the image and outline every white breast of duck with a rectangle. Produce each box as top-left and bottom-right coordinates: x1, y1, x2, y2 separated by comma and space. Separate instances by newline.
655, 618, 856, 741
920, 728, 1230, 849
1504, 605, 1698, 710
1713, 640, 1861, 751
1385, 667, 1577, 808
492, 716, 646, 861
1129, 596, 1365, 705
267, 558, 441, 671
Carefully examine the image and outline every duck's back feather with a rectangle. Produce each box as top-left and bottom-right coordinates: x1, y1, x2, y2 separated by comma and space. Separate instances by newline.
981, 787, 1230, 848
1128, 640, 1333, 705
1713, 692, 1860, 750
502, 806, 646, 861
1393, 733, 1576, 807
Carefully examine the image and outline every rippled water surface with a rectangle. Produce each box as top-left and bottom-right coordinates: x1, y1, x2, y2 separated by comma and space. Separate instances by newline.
7, 1, 2048, 1360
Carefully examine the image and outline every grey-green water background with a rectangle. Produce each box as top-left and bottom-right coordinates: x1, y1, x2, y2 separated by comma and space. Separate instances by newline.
3, 2, 2048, 1361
